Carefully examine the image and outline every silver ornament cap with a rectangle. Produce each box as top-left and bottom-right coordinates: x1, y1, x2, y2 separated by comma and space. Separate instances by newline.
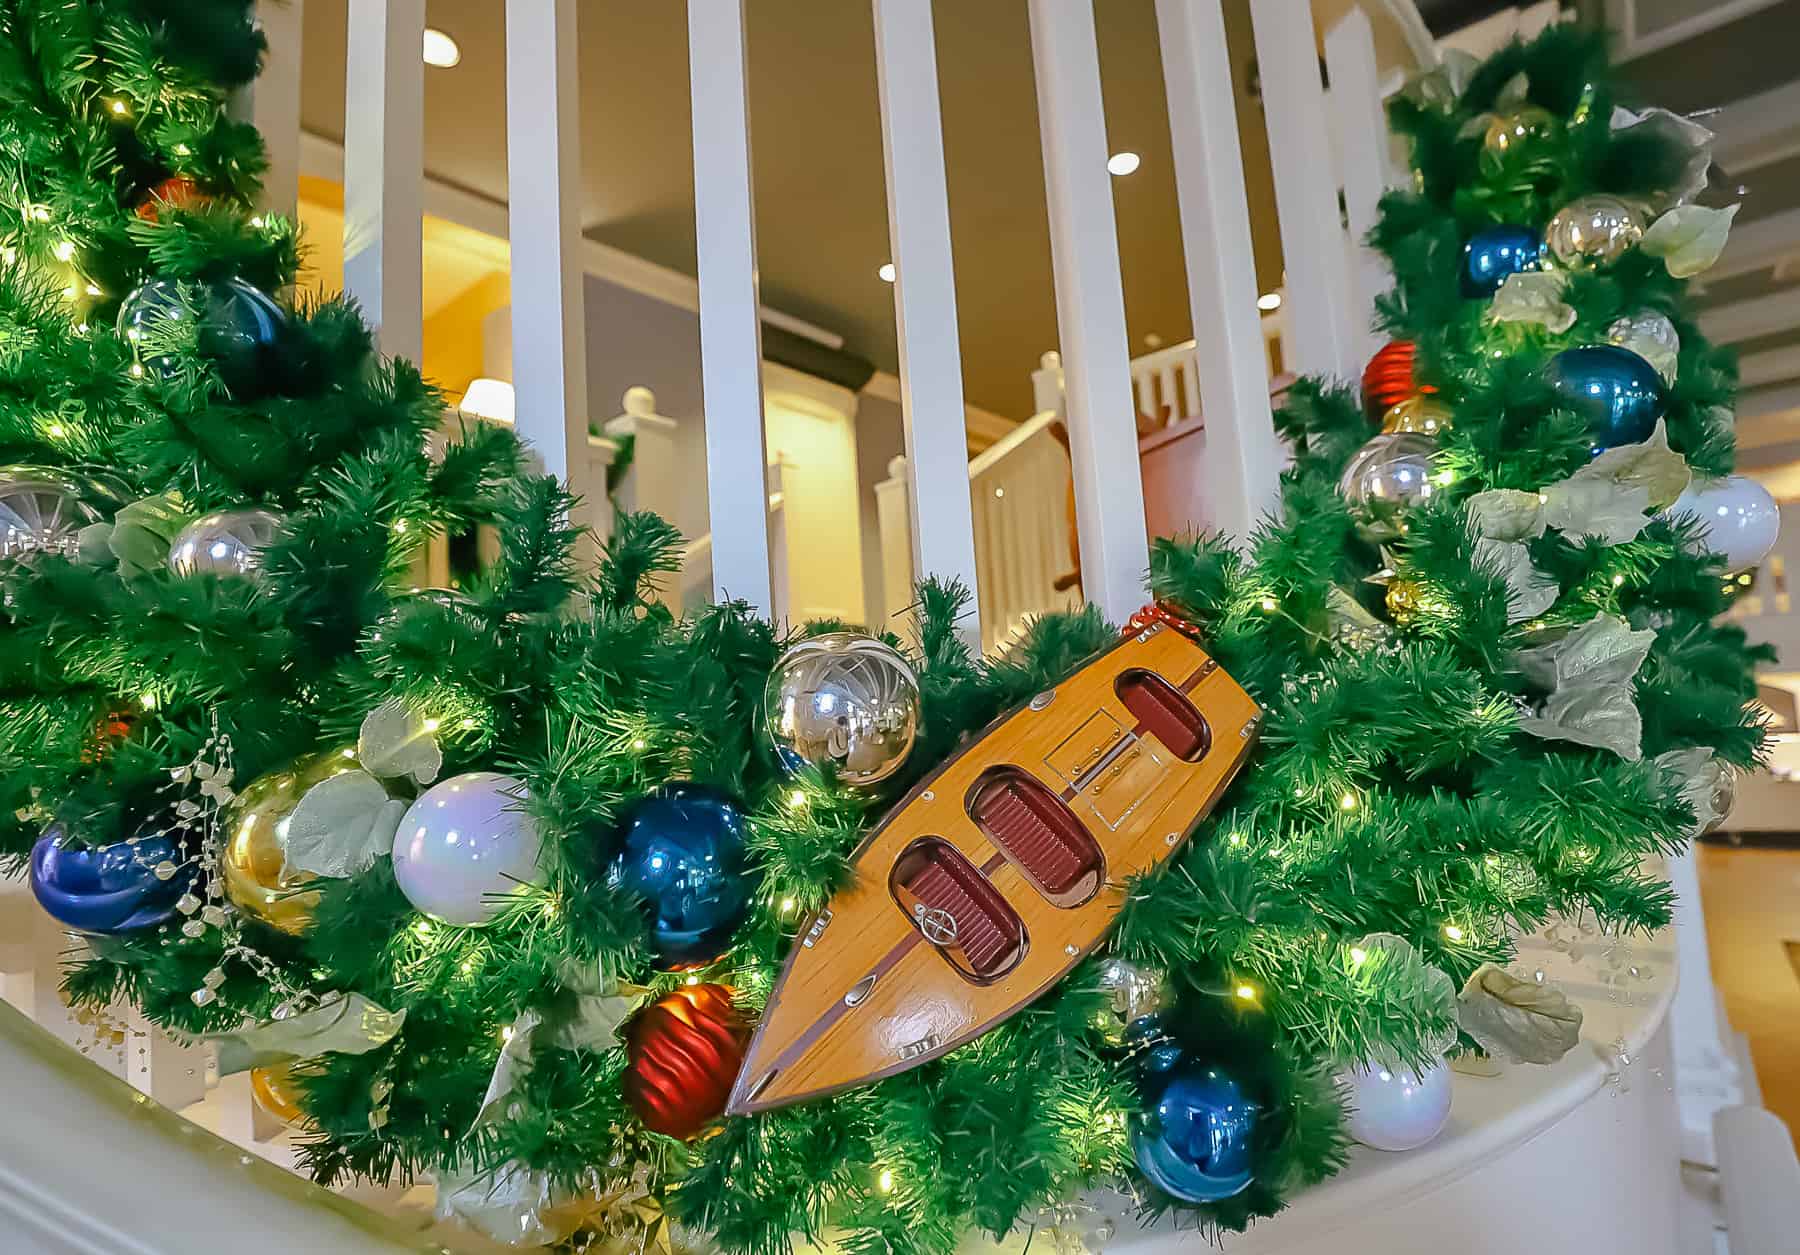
764, 631, 920, 787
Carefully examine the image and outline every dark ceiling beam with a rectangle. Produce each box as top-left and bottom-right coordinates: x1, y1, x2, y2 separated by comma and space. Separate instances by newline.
1413, 0, 1532, 36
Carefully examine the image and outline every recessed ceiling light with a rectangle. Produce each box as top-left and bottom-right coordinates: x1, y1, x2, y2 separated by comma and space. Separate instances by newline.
1107, 151, 1140, 177
423, 28, 461, 68
878, 262, 896, 283
1257, 291, 1282, 311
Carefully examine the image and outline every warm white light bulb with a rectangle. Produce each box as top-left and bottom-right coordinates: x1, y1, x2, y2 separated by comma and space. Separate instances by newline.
1107, 151, 1140, 176
422, 28, 461, 68
878, 262, 896, 283
1257, 291, 1282, 311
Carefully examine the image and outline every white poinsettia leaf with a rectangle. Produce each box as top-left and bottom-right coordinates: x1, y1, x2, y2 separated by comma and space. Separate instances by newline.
1611, 107, 1716, 210
284, 769, 402, 878
1642, 203, 1739, 279
1654, 746, 1732, 837
1488, 271, 1575, 334
1569, 420, 1691, 510
1458, 964, 1584, 1064
1520, 681, 1644, 760
1541, 478, 1653, 546
1476, 538, 1560, 624
1467, 488, 1546, 542
1495, 72, 1530, 108
357, 696, 443, 785
208, 992, 405, 1074
1514, 614, 1655, 760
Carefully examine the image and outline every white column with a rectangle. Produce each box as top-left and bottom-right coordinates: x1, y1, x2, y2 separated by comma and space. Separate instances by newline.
688, 0, 775, 617
1249, 0, 1361, 380
1156, 0, 1281, 545
1324, 7, 1394, 363
341, 0, 423, 362
1027, 0, 1149, 624
237, 0, 304, 218
505, 0, 591, 494
872, 0, 982, 648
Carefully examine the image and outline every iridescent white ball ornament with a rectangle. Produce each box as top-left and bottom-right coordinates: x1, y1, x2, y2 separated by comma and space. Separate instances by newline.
1543, 195, 1646, 270
1337, 432, 1440, 543
391, 772, 546, 926
1340, 1057, 1452, 1151
764, 632, 920, 787
1666, 475, 1780, 573
167, 508, 281, 578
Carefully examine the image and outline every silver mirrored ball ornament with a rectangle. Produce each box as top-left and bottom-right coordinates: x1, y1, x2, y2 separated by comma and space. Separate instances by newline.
167, 508, 281, 578
1093, 957, 1173, 1047
1338, 432, 1440, 543
764, 631, 920, 788
1605, 311, 1680, 385
1544, 195, 1645, 270
0, 465, 122, 561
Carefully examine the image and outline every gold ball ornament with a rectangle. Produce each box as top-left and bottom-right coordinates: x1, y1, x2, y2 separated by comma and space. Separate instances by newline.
1385, 579, 1427, 625
250, 1063, 310, 1126
220, 748, 363, 934
1381, 396, 1454, 437
1482, 106, 1559, 158
1543, 195, 1645, 270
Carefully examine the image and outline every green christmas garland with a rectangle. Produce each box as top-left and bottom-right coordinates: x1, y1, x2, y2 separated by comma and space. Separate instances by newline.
0, 9, 1768, 1253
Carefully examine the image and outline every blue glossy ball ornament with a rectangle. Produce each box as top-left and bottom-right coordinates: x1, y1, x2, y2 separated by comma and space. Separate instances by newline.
117, 275, 289, 395
1132, 1063, 1261, 1203
613, 784, 750, 966
29, 822, 195, 935
1545, 344, 1666, 453
1460, 225, 1541, 297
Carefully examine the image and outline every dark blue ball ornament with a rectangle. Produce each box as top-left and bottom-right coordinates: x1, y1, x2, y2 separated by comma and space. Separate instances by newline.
613, 784, 750, 966
117, 275, 289, 396
1460, 225, 1541, 297
1545, 344, 1666, 454
1132, 1062, 1261, 1204
29, 823, 195, 935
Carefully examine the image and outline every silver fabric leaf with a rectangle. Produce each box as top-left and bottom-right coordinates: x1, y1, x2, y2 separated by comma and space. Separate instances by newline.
1350, 933, 1460, 1068
1514, 614, 1656, 760
1467, 488, 1546, 542
1540, 478, 1653, 546
1458, 963, 1584, 1064
283, 769, 406, 878
357, 696, 442, 786
1488, 271, 1575, 334
1610, 106, 1715, 210
435, 1161, 560, 1247
209, 992, 405, 1075
1569, 419, 1691, 510
1476, 537, 1560, 624
1654, 746, 1732, 837
1642, 203, 1739, 279
471, 967, 647, 1134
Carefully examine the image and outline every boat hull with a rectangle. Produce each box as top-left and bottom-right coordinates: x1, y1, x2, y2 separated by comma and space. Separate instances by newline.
728, 622, 1260, 1115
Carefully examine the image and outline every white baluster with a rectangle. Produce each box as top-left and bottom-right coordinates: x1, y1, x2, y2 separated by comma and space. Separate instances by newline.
505, 0, 592, 506
1157, 0, 1282, 542
689, 0, 775, 617
235, 0, 304, 219
605, 387, 682, 608
1249, 0, 1361, 380
125, 1006, 207, 1110
342, 0, 423, 362
1180, 354, 1200, 421
872, 0, 982, 648
1027, 0, 1149, 624
1157, 364, 1178, 422
1325, 7, 1394, 365
875, 455, 917, 635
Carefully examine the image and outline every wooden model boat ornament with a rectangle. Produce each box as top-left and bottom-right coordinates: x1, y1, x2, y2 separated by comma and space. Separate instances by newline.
729, 620, 1261, 1115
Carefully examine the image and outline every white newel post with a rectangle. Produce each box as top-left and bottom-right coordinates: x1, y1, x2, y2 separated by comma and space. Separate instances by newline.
1027, 0, 1149, 625
1155, 0, 1282, 545
689, 0, 776, 617
505, 0, 594, 519
872, 0, 983, 649
1031, 351, 1067, 418
605, 387, 682, 609
1324, 6, 1394, 366
1248, 0, 1361, 380
1668, 844, 1747, 1166
236, 0, 304, 219
341, 0, 423, 363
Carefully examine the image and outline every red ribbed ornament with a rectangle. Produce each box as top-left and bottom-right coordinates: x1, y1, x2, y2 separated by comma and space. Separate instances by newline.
1361, 340, 1432, 418
134, 176, 209, 222
1122, 602, 1200, 641
623, 983, 748, 1139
